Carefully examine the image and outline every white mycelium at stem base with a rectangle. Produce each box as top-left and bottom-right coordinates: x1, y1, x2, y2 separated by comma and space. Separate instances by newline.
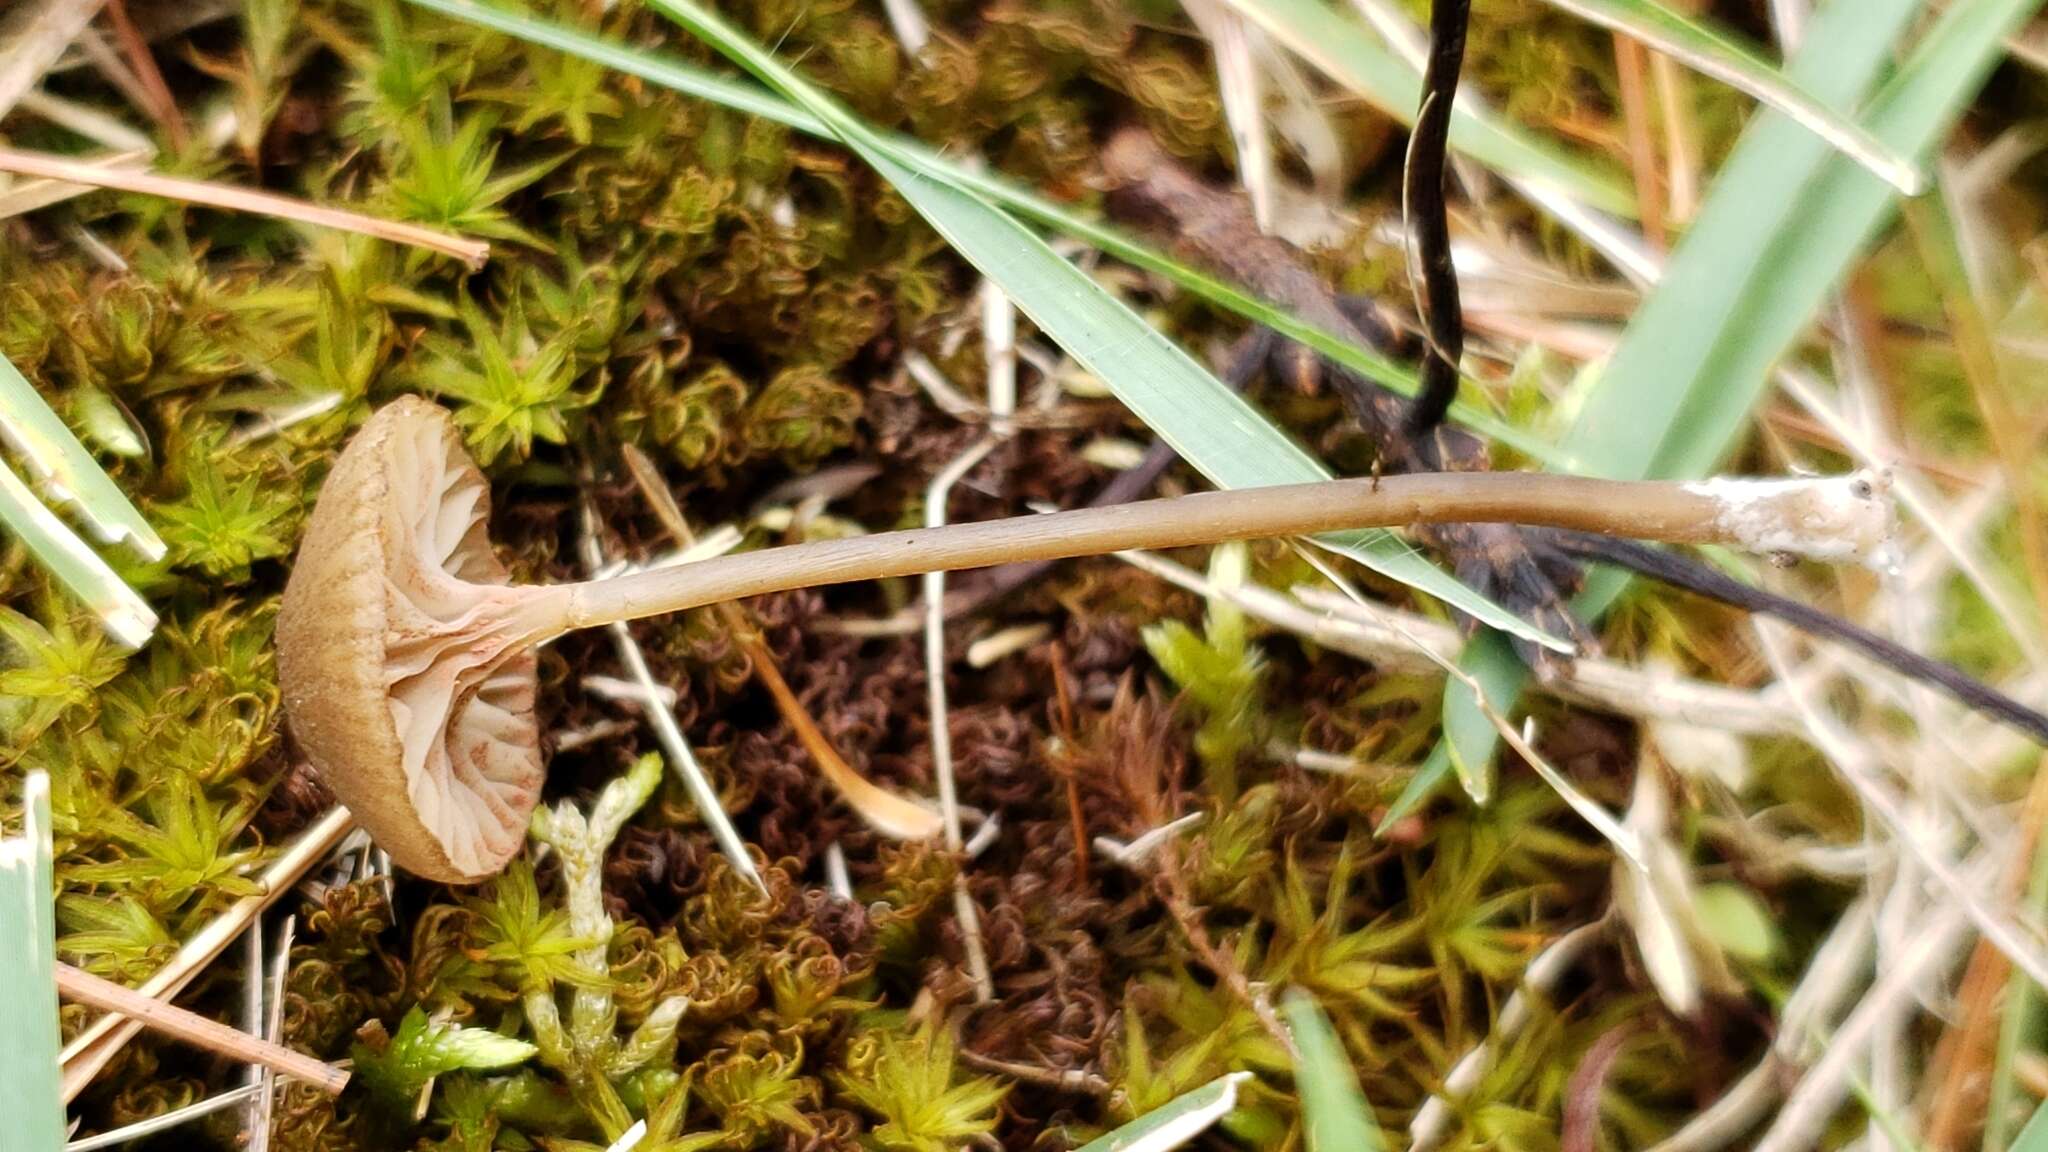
277, 398, 1894, 883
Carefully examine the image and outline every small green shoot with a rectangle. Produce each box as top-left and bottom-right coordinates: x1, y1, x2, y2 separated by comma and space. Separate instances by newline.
1144, 542, 1266, 798
831, 1020, 1009, 1152
353, 1005, 539, 1135
384, 90, 562, 249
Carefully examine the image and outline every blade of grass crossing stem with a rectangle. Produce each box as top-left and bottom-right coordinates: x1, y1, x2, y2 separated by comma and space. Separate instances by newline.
1217, 0, 1634, 216
398, 0, 1559, 465
1283, 990, 1386, 1152
636, 0, 1565, 651
1534, 0, 1921, 192
1072, 1074, 1251, 1152
0, 352, 163, 559
0, 772, 64, 1151
1392, 0, 2009, 824
0, 453, 157, 648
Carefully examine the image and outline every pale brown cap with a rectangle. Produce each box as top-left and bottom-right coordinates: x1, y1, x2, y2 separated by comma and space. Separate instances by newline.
276, 397, 543, 883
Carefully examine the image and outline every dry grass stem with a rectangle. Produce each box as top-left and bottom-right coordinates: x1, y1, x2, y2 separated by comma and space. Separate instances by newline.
980, 279, 1017, 428
14, 89, 154, 153
55, 963, 348, 1095
1409, 922, 1603, 1152
1648, 899, 1878, 1152
1188, 0, 1274, 229
1924, 754, 2048, 1146
1648, 49, 1700, 222
574, 495, 766, 892
0, 0, 108, 119
1756, 619, 2048, 990
100, 0, 186, 148
1118, 548, 1799, 734
924, 434, 1000, 1003
878, 0, 929, 59
0, 147, 490, 268
1613, 33, 1665, 245
63, 1083, 267, 1152
248, 914, 293, 1152
1750, 869, 1983, 1152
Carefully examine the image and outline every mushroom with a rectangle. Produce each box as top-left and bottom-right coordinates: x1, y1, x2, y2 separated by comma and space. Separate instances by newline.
279, 397, 1890, 882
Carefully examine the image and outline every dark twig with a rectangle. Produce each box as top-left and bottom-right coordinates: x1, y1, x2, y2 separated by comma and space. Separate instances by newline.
1551, 532, 2048, 745
1404, 0, 1471, 434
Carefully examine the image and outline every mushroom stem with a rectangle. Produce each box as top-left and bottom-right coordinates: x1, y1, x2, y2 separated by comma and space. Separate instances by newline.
555, 470, 1892, 635
276, 391, 1897, 883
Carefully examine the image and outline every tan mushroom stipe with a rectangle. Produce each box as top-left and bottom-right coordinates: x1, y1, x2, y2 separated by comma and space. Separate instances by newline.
278, 397, 1890, 883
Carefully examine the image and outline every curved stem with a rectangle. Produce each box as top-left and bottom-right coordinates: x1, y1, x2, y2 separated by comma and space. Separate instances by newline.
555, 471, 1888, 633
1404, 0, 1471, 434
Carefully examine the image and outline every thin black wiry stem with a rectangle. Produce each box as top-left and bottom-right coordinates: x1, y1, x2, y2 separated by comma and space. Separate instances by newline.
1554, 532, 2048, 745
1405, 0, 1471, 435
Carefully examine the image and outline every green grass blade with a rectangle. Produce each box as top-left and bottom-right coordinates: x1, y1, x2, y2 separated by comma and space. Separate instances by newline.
1563, 0, 1928, 482
0, 454, 157, 648
2012, 1096, 2048, 1152
0, 352, 163, 560
399, 0, 1561, 465
612, 0, 1567, 649
1282, 990, 1385, 1152
1536, 0, 1922, 192
1398, 0, 1986, 822
1219, 0, 1634, 217
1073, 1074, 1250, 1152
0, 771, 63, 1152
1644, 0, 2048, 482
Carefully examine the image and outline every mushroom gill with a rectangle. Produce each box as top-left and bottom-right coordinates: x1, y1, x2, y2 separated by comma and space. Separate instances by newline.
278, 396, 552, 882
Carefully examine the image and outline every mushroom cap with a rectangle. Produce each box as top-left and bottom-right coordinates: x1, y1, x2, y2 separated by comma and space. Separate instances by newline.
277, 396, 543, 883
